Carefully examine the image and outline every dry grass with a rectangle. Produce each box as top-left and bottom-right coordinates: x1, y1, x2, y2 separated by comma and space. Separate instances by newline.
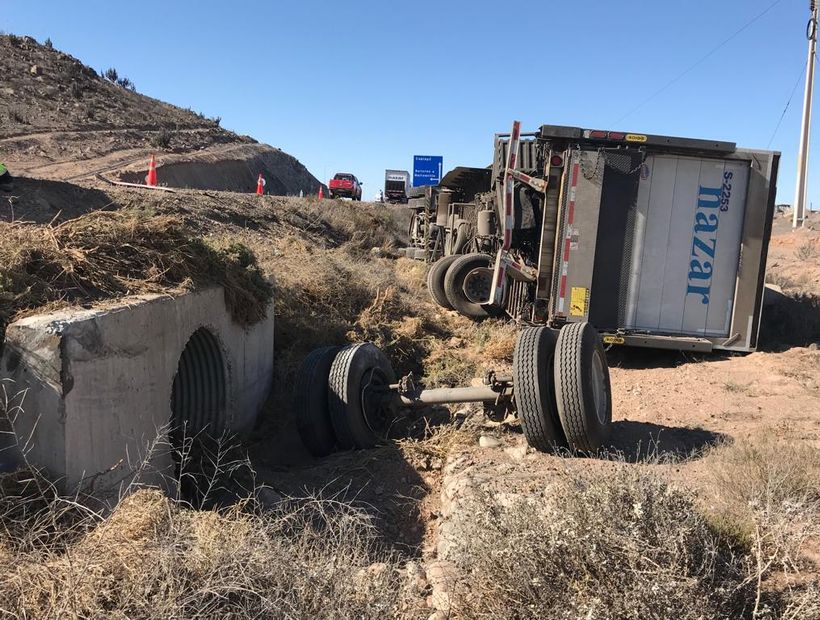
0, 481, 419, 619
0, 210, 272, 339
448, 463, 754, 619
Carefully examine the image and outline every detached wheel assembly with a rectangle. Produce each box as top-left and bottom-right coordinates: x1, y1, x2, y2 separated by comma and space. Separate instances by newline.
513, 327, 565, 452
294, 346, 341, 457
427, 255, 459, 309
296, 323, 613, 459
553, 322, 612, 452
328, 343, 397, 449
443, 252, 500, 319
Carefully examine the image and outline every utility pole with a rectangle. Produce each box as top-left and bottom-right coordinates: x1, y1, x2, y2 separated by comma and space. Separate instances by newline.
794, 1, 818, 228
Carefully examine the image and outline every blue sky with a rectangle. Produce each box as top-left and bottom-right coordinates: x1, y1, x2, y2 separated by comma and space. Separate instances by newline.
2, 0, 816, 206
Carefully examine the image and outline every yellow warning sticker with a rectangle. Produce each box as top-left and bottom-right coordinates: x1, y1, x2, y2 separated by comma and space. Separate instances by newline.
603, 335, 626, 345
625, 133, 647, 143
570, 287, 589, 317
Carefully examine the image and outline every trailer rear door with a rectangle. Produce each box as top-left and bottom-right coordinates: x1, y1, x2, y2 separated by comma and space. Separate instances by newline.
624, 154, 750, 337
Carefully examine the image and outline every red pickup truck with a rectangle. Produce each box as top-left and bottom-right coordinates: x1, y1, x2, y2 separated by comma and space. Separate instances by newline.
328, 173, 363, 201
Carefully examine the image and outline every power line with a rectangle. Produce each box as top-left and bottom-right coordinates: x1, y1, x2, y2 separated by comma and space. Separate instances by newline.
612, 0, 783, 126
767, 58, 809, 149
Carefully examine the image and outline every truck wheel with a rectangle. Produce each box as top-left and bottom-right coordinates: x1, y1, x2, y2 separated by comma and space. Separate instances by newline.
553, 322, 612, 453
427, 255, 459, 309
294, 346, 341, 457
443, 253, 499, 319
513, 327, 565, 452
327, 343, 396, 449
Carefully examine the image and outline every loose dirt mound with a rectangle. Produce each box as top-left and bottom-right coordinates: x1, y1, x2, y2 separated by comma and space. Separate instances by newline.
0, 34, 320, 194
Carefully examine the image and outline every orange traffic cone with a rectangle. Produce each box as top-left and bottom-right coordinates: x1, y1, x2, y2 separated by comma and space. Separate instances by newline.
256, 174, 265, 195
318, 186, 324, 199
145, 154, 157, 187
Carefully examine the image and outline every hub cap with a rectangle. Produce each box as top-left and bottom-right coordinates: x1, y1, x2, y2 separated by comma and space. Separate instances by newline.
462, 267, 493, 304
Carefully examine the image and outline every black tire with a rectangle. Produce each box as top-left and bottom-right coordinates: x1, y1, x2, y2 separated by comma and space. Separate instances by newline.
294, 346, 341, 457
553, 322, 612, 453
426, 255, 459, 309
443, 252, 499, 319
328, 343, 396, 449
513, 327, 565, 452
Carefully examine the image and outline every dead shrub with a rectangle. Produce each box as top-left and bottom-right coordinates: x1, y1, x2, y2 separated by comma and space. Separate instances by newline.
795, 241, 818, 261
706, 436, 820, 609
448, 465, 753, 619
151, 128, 172, 149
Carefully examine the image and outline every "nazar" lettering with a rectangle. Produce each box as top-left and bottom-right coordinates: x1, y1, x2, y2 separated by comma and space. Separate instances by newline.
686, 185, 721, 305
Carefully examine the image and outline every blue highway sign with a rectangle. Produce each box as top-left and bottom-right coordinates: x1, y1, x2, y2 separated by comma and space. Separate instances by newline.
413, 155, 443, 187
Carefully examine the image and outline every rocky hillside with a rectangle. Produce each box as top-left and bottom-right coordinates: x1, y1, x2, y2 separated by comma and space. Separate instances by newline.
0, 34, 320, 195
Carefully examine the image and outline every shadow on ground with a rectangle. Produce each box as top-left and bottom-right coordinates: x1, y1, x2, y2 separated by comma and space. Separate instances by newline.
247, 403, 455, 557
605, 346, 731, 370
604, 420, 726, 462
759, 288, 820, 350
1, 176, 116, 223
250, 429, 430, 556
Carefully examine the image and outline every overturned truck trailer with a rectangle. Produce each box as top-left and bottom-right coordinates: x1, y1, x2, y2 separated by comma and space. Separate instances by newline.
428, 122, 780, 353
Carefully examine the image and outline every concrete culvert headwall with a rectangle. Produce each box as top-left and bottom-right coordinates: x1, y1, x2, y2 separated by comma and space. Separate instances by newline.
171, 327, 228, 439
0, 286, 274, 494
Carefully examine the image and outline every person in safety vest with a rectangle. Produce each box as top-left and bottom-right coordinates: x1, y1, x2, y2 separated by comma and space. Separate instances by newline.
0, 163, 12, 193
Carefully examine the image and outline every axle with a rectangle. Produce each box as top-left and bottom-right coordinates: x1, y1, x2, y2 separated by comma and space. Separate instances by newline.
381, 373, 513, 408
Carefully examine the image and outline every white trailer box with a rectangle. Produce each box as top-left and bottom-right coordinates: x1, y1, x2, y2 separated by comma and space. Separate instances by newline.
545, 136, 778, 352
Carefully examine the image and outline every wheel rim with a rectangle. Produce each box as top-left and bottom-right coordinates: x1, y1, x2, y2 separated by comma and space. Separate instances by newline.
591, 352, 608, 425
462, 267, 493, 304
360, 366, 392, 436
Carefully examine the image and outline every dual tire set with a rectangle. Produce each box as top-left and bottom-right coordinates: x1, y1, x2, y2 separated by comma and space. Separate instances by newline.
426, 252, 500, 319
514, 322, 612, 453
295, 322, 612, 457
295, 342, 396, 457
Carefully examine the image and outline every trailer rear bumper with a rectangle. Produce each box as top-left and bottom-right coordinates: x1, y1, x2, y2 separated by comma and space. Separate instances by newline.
600, 332, 714, 352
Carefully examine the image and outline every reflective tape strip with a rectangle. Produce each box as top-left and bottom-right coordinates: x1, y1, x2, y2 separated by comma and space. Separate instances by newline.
492, 250, 507, 306
567, 163, 579, 225
502, 121, 521, 251
556, 161, 581, 314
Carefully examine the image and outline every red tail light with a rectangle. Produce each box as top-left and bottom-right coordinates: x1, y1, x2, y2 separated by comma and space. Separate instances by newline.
550, 155, 564, 167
